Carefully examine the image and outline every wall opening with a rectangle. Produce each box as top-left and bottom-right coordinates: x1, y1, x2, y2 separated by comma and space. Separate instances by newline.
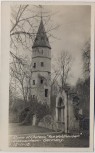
33, 80, 35, 85
57, 97, 64, 122
41, 62, 44, 67
33, 63, 36, 68
41, 79, 43, 84
45, 89, 48, 97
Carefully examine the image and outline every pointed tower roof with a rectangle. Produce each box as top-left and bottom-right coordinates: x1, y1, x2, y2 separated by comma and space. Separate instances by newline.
32, 19, 51, 49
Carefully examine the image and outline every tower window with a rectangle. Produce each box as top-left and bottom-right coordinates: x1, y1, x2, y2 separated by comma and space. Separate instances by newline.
33, 63, 36, 68
42, 50, 43, 54
45, 89, 48, 97
41, 62, 44, 67
41, 79, 43, 84
33, 80, 35, 85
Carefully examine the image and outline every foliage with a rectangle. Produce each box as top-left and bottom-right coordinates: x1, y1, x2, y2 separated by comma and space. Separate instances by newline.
73, 41, 90, 119
82, 41, 90, 79
10, 5, 59, 110
73, 97, 80, 120
76, 77, 90, 118
9, 97, 25, 123
18, 98, 50, 125
30, 99, 50, 124
19, 107, 31, 123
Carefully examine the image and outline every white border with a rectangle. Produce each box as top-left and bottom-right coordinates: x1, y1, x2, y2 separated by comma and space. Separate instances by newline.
1, 1, 94, 152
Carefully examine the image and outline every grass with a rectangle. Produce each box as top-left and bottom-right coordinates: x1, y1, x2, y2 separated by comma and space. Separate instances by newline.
9, 123, 54, 135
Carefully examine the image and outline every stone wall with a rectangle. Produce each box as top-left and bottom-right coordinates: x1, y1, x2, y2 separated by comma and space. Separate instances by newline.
31, 46, 51, 105
31, 71, 51, 105
55, 90, 79, 134
38, 115, 58, 131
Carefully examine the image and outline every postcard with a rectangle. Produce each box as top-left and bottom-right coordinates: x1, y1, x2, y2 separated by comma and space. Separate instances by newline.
1, 1, 94, 152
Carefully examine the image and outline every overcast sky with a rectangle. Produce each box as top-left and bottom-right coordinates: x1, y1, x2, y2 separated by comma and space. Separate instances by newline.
44, 5, 91, 86
11, 4, 91, 86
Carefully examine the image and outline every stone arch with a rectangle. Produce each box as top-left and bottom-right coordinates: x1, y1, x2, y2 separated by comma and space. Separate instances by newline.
56, 90, 67, 132
57, 96, 65, 122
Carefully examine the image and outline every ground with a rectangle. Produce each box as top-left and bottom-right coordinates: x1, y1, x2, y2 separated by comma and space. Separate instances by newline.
9, 123, 54, 135
9, 123, 89, 147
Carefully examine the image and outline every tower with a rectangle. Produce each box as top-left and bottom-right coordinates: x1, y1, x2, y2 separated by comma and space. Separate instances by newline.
31, 19, 51, 106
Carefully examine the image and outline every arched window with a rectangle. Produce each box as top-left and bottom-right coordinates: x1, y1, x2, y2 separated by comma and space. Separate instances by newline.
45, 89, 48, 97
58, 97, 63, 107
33, 80, 35, 85
57, 97, 64, 122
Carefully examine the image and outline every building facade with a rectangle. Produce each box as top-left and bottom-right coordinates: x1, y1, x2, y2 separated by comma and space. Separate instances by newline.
31, 19, 79, 133
56, 89, 79, 134
31, 19, 51, 105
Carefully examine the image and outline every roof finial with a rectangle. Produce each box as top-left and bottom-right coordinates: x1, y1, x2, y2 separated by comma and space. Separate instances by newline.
39, 5, 43, 21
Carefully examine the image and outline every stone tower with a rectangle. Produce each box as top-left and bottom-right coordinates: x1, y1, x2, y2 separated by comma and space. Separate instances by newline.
31, 19, 51, 106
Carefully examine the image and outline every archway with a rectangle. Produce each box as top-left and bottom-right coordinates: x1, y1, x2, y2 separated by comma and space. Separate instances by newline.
57, 97, 64, 123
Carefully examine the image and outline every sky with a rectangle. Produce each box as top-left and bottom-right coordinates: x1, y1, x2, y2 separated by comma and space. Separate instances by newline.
11, 4, 91, 86
44, 5, 91, 86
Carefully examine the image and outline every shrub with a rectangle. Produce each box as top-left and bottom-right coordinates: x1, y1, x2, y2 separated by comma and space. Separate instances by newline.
18, 99, 50, 125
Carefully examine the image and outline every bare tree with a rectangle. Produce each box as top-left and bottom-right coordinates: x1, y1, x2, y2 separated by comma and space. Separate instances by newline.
50, 50, 72, 98
50, 60, 60, 96
56, 50, 72, 88
82, 40, 90, 79
10, 5, 37, 106
10, 51, 32, 104
10, 5, 59, 54
10, 4, 59, 105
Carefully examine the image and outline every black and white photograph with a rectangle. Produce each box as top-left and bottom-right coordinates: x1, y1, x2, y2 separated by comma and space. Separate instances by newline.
1, 2, 94, 151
